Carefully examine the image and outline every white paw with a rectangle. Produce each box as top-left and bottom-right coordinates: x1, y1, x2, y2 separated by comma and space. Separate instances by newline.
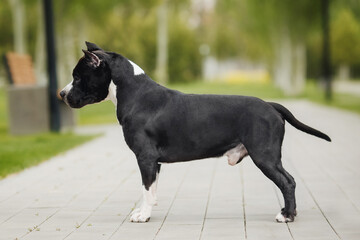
275, 212, 293, 223
130, 208, 151, 223
131, 208, 140, 215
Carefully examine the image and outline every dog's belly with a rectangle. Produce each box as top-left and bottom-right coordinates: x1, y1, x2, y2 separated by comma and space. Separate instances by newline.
156, 129, 242, 163
158, 143, 248, 165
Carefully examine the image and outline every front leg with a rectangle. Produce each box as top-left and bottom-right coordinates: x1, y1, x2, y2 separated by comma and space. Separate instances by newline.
130, 161, 161, 223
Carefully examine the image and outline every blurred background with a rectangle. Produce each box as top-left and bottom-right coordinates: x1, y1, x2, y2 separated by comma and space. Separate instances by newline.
1, 0, 360, 89
1, 0, 360, 177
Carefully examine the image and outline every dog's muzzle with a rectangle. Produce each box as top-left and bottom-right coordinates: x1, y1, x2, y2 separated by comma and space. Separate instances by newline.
59, 90, 66, 100
59, 89, 70, 106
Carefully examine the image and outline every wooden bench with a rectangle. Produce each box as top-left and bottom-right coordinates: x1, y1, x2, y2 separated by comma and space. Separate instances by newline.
4, 53, 37, 86
3, 53, 74, 135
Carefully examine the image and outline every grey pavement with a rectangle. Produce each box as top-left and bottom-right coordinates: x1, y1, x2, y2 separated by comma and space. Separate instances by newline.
334, 81, 360, 96
0, 100, 359, 240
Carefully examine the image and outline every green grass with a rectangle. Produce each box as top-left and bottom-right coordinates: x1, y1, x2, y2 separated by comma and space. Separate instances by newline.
0, 88, 96, 178
301, 81, 360, 114
77, 101, 117, 125
0, 88, 7, 135
0, 133, 95, 178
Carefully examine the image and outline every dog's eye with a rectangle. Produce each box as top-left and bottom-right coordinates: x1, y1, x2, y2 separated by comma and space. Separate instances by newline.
74, 77, 81, 84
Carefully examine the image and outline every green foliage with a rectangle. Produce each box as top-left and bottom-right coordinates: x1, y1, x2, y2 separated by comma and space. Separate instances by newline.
211, 21, 242, 59
211, 0, 360, 79
331, 8, 360, 65
1, 0, 202, 84
88, 4, 201, 83
168, 15, 202, 83
91, 7, 157, 74
210, 0, 246, 59
210, 0, 322, 64
0, 2, 13, 54
306, 31, 323, 78
2, 0, 360, 87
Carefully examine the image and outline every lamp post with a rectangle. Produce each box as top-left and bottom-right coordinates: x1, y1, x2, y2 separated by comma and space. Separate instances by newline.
43, 0, 60, 132
321, 0, 332, 101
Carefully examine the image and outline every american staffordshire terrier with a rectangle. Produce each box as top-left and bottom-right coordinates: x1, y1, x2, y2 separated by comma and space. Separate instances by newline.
60, 42, 331, 223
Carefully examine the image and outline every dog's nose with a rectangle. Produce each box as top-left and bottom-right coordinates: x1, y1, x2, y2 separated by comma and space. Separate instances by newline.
59, 90, 66, 100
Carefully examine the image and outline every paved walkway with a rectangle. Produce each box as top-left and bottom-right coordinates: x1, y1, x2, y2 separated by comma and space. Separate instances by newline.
334, 81, 360, 96
0, 100, 359, 240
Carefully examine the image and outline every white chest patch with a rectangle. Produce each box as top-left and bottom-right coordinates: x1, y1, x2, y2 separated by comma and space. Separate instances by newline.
105, 81, 117, 105
129, 60, 145, 76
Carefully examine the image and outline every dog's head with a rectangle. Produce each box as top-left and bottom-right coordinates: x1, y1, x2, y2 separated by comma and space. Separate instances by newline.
60, 42, 112, 108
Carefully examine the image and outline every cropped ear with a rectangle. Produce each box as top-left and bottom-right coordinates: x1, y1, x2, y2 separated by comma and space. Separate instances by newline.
85, 41, 103, 51
82, 49, 101, 68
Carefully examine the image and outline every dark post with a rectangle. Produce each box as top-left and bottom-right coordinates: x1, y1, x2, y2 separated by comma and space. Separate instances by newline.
43, 0, 61, 132
321, 0, 332, 101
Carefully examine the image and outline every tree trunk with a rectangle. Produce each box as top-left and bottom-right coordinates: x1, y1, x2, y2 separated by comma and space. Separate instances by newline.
273, 29, 306, 96
292, 41, 306, 95
155, 0, 168, 85
8, 0, 26, 53
337, 64, 350, 81
35, 0, 46, 85
273, 28, 293, 95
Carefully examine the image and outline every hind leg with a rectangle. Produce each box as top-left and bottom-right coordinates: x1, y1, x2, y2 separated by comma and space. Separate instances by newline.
279, 167, 297, 217
251, 150, 296, 223
274, 165, 296, 222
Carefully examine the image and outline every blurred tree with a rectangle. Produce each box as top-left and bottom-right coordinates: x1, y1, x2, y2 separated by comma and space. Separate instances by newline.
211, 0, 360, 86
2, 0, 40, 82
210, 0, 323, 95
7, 0, 26, 54
246, 0, 321, 95
168, 12, 201, 83
0, 2, 13, 56
91, 6, 158, 71
331, 8, 360, 81
155, 0, 169, 85
209, 0, 245, 59
1, 0, 202, 86
0, 2, 12, 83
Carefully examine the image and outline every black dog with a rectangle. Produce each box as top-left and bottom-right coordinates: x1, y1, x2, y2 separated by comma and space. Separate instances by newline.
60, 42, 331, 223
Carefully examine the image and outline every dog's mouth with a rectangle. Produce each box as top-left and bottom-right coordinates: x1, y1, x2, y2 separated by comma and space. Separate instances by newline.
61, 95, 70, 106
60, 86, 108, 109
65, 94, 98, 109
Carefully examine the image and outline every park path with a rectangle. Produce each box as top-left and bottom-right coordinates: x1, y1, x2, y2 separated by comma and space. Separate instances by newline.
0, 100, 359, 240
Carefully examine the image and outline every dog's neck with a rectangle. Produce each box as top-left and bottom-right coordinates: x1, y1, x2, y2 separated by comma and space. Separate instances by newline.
106, 52, 162, 123
108, 52, 150, 81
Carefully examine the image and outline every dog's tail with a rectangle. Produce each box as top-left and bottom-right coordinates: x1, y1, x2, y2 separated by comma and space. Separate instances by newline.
268, 102, 331, 142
